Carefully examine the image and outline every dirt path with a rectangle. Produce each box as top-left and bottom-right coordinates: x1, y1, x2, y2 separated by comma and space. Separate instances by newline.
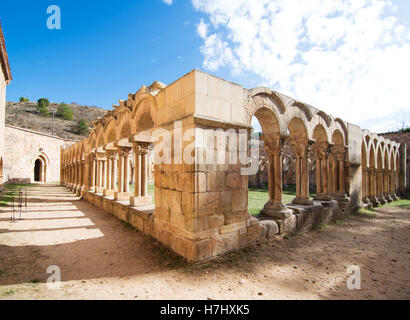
0, 185, 409, 300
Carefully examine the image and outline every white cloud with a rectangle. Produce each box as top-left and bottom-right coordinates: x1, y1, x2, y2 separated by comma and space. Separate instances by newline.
192, 0, 410, 132
163, 0, 173, 5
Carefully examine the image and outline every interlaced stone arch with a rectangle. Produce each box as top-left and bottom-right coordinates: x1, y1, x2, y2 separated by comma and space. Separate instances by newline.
60, 69, 406, 263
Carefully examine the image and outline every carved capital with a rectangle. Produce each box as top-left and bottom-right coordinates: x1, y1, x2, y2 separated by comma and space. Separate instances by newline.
118, 147, 132, 158
133, 141, 151, 155
263, 138, 285, 155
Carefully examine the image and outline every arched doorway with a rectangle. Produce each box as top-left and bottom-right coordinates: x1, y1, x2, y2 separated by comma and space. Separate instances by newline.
34, 155, 47, 182
34, 159, 42, 182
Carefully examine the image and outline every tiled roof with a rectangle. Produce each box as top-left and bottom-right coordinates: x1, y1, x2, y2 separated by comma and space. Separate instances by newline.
0, 20, 12, 83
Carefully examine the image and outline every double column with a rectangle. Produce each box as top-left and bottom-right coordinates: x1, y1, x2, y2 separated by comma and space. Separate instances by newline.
291, 140, 313, 206
95, 151, 107, 194
102, 150, 118, 197
130, 141, 152, 207
331, 146, 349, 202
368, 168, 380, 206
377, 168, 386, 204
362, 168, 371, 204
89, 152, 97, 192
312, 142, 333, 201
384, 169, 393, 202
114, 146, 132, 201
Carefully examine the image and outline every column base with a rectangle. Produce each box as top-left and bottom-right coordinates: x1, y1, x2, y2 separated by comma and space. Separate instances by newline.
391, 193, 398, 201
103, 189, 115, 197
378, 195, 387, 205
362, 197, 371, 205
369, 196, 380, 206
114, 192, 132, 201
89, 186, 96, 193
261, 201, 293, 219
314, 194, 334, 201
130, 195, 152, 207
291, 197, 313, 206
385, 194, 393, 202
333, 193, 349, 202
96, 187, 104, 194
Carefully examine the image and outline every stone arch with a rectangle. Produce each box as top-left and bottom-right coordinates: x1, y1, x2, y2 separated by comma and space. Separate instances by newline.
316, 111, 332, 127
332, 130, 344, 146
32, 152, 49, 183
132, 95, 158, 127
312, 124, 329, 143
246, 92, 287, 135
104, 117, 118, 143
253, 107, 281, 136
288, 117, 308, 141
290, 101, 313, 121
333, 118, 348, 145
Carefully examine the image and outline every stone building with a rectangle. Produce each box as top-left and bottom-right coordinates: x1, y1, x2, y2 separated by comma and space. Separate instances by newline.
61, 69, 407, 262
3, 125, 76, 184
0, 21, 12, 187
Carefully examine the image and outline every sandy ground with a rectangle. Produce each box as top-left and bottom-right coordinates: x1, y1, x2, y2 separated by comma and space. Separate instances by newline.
0, 185, 409, 300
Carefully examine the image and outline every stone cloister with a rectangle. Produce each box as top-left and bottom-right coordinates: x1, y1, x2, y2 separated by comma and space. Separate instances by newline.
61, 70, 407, 262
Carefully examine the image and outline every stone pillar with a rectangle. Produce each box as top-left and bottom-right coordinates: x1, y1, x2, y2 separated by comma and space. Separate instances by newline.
377, 169, 386, 204
331, 147, 349, 202
369, 168, 380, 206
291, 141, 313, 205
114, 147, 132, 201
390, 171, 398, 200
130, 142, 152, 207
312, 143, 333, 201
89, 153, 96, 192
362, 168, 371, 204
111, 152, 118, 191
103, 150, 117, 197
384, 169, 392, 202
260, 137, 292, 218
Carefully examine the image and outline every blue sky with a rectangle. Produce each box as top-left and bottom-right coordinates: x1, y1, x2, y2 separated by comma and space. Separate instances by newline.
1, 1, 207, 107
1, 0, 410, 132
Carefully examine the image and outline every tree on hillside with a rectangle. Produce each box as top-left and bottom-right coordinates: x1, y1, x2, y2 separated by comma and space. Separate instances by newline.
56, 103, 74, 121
37, 98, 50, 116
77, 119, 89, 135
19, 97, 29, 103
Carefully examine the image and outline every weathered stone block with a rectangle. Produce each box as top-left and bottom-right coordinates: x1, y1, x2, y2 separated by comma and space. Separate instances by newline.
207, 172, 226, 192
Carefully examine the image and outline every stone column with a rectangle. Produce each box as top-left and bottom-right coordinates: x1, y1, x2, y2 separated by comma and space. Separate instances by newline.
103, 151, 117, 197
362, 168, 371, 204
384, 169, 392, 202
369, 168, 380, 206
331, 147, 349, 202
312, 143, 333, 201
259, 137, 292, 218
114, 147, 132, 201
130, 142, 152, 207
390, 171, 398, 200
89, 153, 96, 192
377, 169, 386, 204
291, 141, 313, 205
111, 152, 118, 191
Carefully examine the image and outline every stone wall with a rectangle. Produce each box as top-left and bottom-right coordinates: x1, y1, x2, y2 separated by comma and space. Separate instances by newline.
4, 125, 76, 183
379, 131, 410, 191
0, 69, 6, 184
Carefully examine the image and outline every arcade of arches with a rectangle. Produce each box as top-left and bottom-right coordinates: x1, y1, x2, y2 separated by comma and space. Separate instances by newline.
61, 70, 407, 262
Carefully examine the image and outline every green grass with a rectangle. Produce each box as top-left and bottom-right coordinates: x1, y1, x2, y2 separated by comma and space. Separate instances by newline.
128, 183, 155, 204
248, 185, 315, 215
0, 183, 35, 206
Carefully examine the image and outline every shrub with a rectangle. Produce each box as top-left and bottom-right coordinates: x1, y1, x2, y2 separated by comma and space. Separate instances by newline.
36, 98, 50, 116
56, 103, 74, 121
77, 119, 89, 135
19, 97, 29, 103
